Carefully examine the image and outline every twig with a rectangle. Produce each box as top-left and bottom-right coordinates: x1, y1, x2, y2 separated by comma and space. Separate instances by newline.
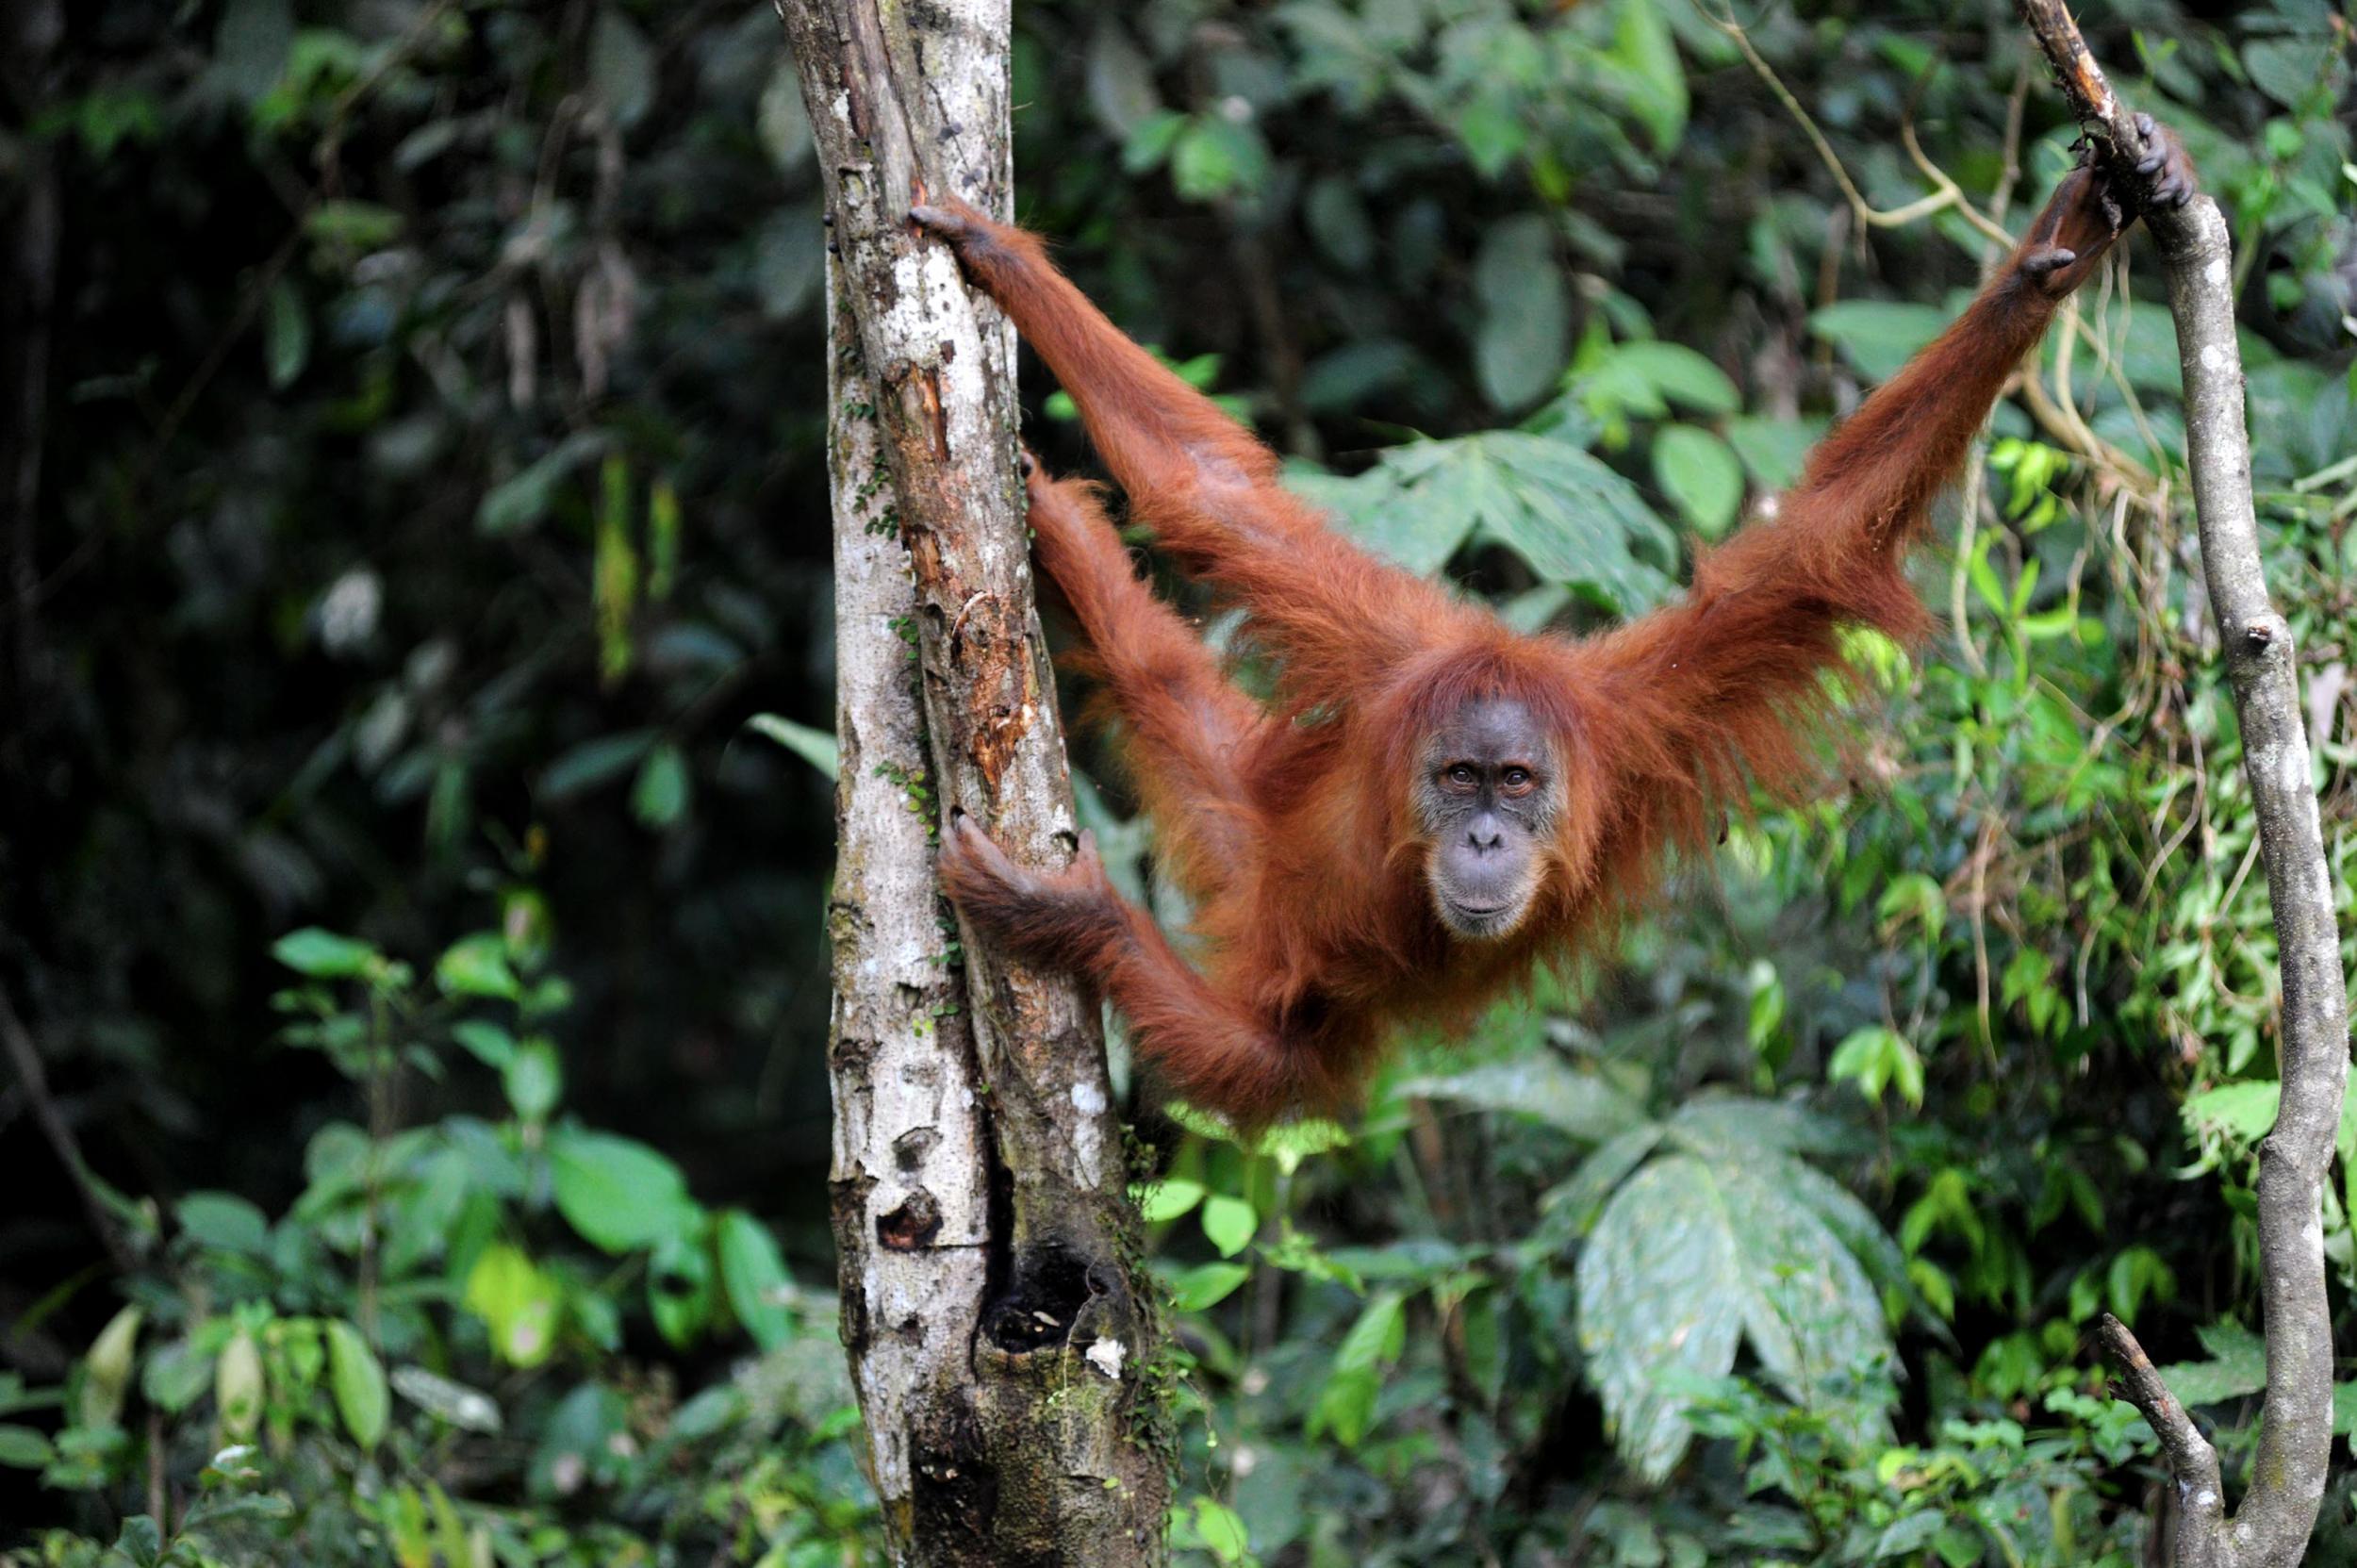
2019, 7, 2351, 1565
1709, 7, 1958, 233
0, 982, 137, 1273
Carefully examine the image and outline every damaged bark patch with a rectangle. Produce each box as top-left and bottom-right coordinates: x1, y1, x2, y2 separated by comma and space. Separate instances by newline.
982, 1239, 1107, 1352
894, 1125, 941, 1170
878, 1186, 945, 1249
911, 1403, 999, 1558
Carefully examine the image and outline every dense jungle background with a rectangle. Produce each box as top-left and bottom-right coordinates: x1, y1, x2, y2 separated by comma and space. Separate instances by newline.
1, 0, 2354, 1562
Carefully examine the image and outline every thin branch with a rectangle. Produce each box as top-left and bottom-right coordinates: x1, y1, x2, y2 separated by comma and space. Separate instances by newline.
0, 982, 137, 1274
1709, 7, 1958, 232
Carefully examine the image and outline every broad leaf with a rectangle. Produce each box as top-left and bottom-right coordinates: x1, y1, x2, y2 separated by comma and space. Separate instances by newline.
2155, 1320, 2266, 1408
324, 1320, 388, 1448
716, 1209, 793, 1350
550, 1129, 695, 1255
1401, 1054, 1644, 1142
1809, 302, 1946, 382
1652, 425, 1744, 537
1577, 1155, 1746, 1479
272, 927, 376, 979
1297, 432, 1674, 613
746, 714, 839, 779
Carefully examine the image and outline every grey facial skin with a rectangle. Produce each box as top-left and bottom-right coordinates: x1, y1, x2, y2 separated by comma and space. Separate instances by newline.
1413, 697, 1558, 940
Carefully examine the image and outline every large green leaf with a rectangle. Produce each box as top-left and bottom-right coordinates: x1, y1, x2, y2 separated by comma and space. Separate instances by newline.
2154, 1319, 2266, 1408
1576, 1154, 1746, 1479
715, 1209, 793, 1350
1297, 432, 1674, 612
1808, 302, 1947, 382
1283, 462, 1473, 579
1539, 1124, 1665, 1241
1668, 1096, 1854, 1157
549, 1130, 696, 1255
1652, 424, 1744, 537
1472, 216, 1570, 410
1578, 1147, 1901, 1477
1714, 1155, 1894, 1443
1400, 1054, 1645, 1143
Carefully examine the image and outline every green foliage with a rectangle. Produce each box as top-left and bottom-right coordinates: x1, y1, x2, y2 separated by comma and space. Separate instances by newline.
10, 912, 873, 1562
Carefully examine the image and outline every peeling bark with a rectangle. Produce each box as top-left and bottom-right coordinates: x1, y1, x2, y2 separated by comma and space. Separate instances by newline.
780, 1, 1168, 1560
2019, 8, 2351, 1566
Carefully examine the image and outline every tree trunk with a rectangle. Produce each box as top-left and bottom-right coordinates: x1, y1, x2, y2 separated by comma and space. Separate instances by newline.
2017, 8, 2351, 1565
777, 1, 1170, 1561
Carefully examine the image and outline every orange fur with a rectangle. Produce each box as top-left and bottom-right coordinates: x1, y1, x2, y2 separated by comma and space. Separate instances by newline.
920, 162, 2135, 1130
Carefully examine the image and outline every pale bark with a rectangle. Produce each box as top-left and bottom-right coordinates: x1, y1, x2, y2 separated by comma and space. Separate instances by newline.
779, 0, 1168, 1560
2018, 8, 2351, 1565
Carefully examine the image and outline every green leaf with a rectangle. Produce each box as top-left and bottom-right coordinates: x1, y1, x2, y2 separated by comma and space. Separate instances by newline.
1171, 115, 1268, 201
477, 431, 604, 536
1334, 1289, 1408, 1372
2243, 37, 2332, 110
437, 933, 520, 1000
0, 1424, 56, 1469
450, 1019, 518, 1071
1724, 416, 1826, 492
304, 200, 404, 252
1472, 216, 1570, 410
746, 714, 839, 779
140, 1339, 215, 1413
1610, 341, 1739, 414
214, 0, 293, 104
324, 1320, 388, 1449
1610, 0, 1688, 151
389, 1365, 502, 1433
1402, 1053, 1647, 1142
1083, 22, 1161, 138
463, 1245, 560, 1368
549, 1129, 696, 1255
1298, 432, 1674, 611
272, 927, 376, 978
503, 1038, 562, 1122
1191, 1496, 1251, 1563
1135, 1178, 1206, 1223
1200, 1195, 1259, 1259
1809, 302, 1948, 382
587, 8, 654, 128
215, 1329, 264, 1438
1168, 1262, 1251, 1312
1540, 1125, 1666, 1238
715, 1210, 793, 1350
264, 277, 309, 389
540, 728, 658, 801
631, 743, 689, 829
1714, 1155, 1895, 1444
1577, 1155, 1746, 1479
649, 1226, 717, 1349
1652, 425, 1745, 537
2155, 1320, 2266, 1407
1669, 1097, 1852, 1156
2184, 1080, 2280, 1147
176, 1193, 271, 1256
1828, 1026, 1924, 1110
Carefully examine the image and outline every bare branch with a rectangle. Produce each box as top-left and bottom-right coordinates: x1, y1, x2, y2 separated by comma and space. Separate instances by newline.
2019, 8, 2351, 1566
0, 982, 138, 1275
